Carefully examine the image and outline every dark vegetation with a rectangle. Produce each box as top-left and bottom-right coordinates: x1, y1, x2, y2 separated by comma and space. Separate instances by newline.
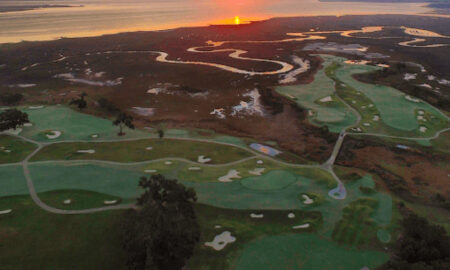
97, 98, 120, 114
0, 93, 23, 106
113, 112, 135, 136
121, 175, 200, 270
0, 108, 29, 131
69, 92, 88, 110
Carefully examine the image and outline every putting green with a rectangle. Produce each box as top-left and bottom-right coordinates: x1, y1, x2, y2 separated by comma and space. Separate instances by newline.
235, 234, 388, 270
28, 164, 143, 203
20, 106, 149, 141
0, 165, 28, 198
333, 57, 449, 132
276, 55, 358, 133
241, 170, 297, 191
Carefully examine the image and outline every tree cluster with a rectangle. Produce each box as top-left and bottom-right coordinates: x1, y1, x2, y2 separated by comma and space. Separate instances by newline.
122, 175, 200, 270
0, 109, 29, 132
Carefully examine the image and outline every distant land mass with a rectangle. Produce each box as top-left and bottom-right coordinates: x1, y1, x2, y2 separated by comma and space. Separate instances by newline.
321, 0, 450, 14
0, 4, 82, 13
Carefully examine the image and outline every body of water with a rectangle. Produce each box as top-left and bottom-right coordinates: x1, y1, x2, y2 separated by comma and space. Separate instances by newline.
0, 0, 432, 43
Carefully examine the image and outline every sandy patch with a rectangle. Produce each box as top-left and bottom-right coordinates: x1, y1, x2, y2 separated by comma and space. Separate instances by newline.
344, 60, 371, 65
417, 110, 425, 115
319, 96, 332, 103
210, 108, 226, 119
23, 123, 33, 127
363, 123, 371, 127
418, 84, 432, 89
372, 115, 380, 121
249, 168, 265, 176
28, 105, 44, 109
403, 73, 417, 81
288, 213, 295, 219
63, 199, 72, 205
218, 169, 241, 182
145, 146, 153, 150
46, 131, 61, 139
204, 231, 236, 251
5, 128, 22, 135
130, 107, 154, 117
8, 84, 36, 88
77, 149, 95, 154
231, 89, 265, 117
302, 194, 314, 205
198, 155, 212, 163
292, 224, 310, 229
144, 169, 157, 173
250, 213, 264, 219
405, 95, 420, 103
377, 64, 390, 68
91, 134, 98, 138
165, 161, 172, 165
103, 200, 118, 205
256, 160, 264, 165
188, 167, 201, 171
0, 209, 12, 215
279, 56, 310, 84
419, 126, 427, 133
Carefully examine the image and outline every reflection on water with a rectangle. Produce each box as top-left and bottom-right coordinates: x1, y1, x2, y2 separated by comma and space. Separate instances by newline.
0, 0, 432, 43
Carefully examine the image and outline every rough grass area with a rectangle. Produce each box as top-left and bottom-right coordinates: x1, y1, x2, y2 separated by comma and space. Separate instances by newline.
39, 190, 122, 210
0, 195, 127, 270
332, 198, 378, 246
30, 138, 254, 164
0, 135, 36, 164
0, 165, 28, 198
187, 204, 322, 270
234, 234, 388, 270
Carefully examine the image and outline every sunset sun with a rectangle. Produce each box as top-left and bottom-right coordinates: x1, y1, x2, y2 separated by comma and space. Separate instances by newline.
234, 16, 240, 25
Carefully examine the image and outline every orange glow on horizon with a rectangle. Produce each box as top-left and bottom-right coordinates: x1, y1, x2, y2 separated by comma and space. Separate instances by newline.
235, 16, 240, 25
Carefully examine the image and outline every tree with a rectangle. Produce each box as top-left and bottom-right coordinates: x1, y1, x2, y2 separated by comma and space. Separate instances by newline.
122, 174, 200, 270
386, 214, 450, 270
157, 129, 164, 139
69, 92, 87, 110
0, 109, 29, 132
113, 112, 135, 136
0, 93, 23, 105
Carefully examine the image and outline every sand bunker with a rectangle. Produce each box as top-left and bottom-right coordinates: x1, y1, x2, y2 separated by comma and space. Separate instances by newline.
144, 169, 157, 173
377, 64, 390, 68
63, 199, 72, 205
91, 134, 99, 138
0, 209, 12, 215
130, 107, 155, 117
188, 167, 201, 171
363, 123, 371, 127
214, 225, 222, 229
218, 170, 241, 182
319, 96, 332, 103
288, 213, 295, 219
250, 213, 264, 219
419, 126, 427, 133
302, 194, 314, 205
344, 60, 371, 65
250, 143, 281, 156
249, 168, 265, 176
210, 108, 226, 119
145, 146, 153, 150
292, 224, 310, 229
5, 128, 22, 135
256, 160, 264, 165
403, 73, 417, 81
23, 123, 33, 127
372, 115, 380, 121
165, 161, 172, 165
103, 200, 118, 205
198, 155, 212, 163
204, 231, 236, 251
418, 83, 432, 89
279, 56, 310, 84
8, 84, 36, 88
405, 95, 420, 103
28, 105, 44, 109
46, 131, 61, 139
76, 149, 96, 154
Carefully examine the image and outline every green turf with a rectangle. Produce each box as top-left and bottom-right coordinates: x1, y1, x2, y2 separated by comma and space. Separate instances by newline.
275, 55, 358, 133
234, 234, 388, 270
0, 195, 127, 270
241, 170, 297, 191
19, 105, 149, 142
28, 163, 143, 203
0, 165, 28, 198
0, 135, 37, 164
188, 204, 322, 270
38, 190, 122, 210
30, 138, 254, 164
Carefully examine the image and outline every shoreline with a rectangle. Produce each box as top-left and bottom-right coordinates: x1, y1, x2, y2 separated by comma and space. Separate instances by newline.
1, 13, 449, 46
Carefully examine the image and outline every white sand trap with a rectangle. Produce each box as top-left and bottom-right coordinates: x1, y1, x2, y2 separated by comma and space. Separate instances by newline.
405, 95, 420, 103
288, 213, 295, 219
292, 224, 310, 229
91, 134, 98, 138
188, 167, 201, 171
373, 115, 380, 121
319, 96, 332, 102
218, 170, 241, 182
5, 128, 22, 135
104, 200, 118, 205
46, 131, 61, 139
146, 146, 153, 150
418, 110, 425, 115
249, 168, 265, 176
419, 126, 427, 133
77, 149, 95, 154
23, 123, 33, 127
428, 75, 436, 81
198, 155, 212, 163
302, 194, 314, 205
0, 209, 12, 215
144, 169, 157, 173
28, 105, 44, 109
418, 83, 432, 89
363, 123, 371, 127
361, 106, 366, 109
4, 150, 11, 153
417, 115, 424, 121
210, 108, 226, 119
250, 213, 264, 219
368, 104, 374, 108
63, 199, 72, 205
352, 100, 356, 104
214, 225, 222, 229
204, 231, 236, 251
344, 60, 371, 65
403, 73, 417, 81
165, 161, 172, 165
256, 160, 264, 165
377, 64, 390, 68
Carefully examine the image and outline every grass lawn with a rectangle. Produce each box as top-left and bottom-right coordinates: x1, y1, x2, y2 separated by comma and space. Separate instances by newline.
0, 165, 28, 198
30, 138, 254, 164
187, 204, 322, 270
0, 195, 127, 270
38, 190, 122, 210
0, 135, 37, 164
